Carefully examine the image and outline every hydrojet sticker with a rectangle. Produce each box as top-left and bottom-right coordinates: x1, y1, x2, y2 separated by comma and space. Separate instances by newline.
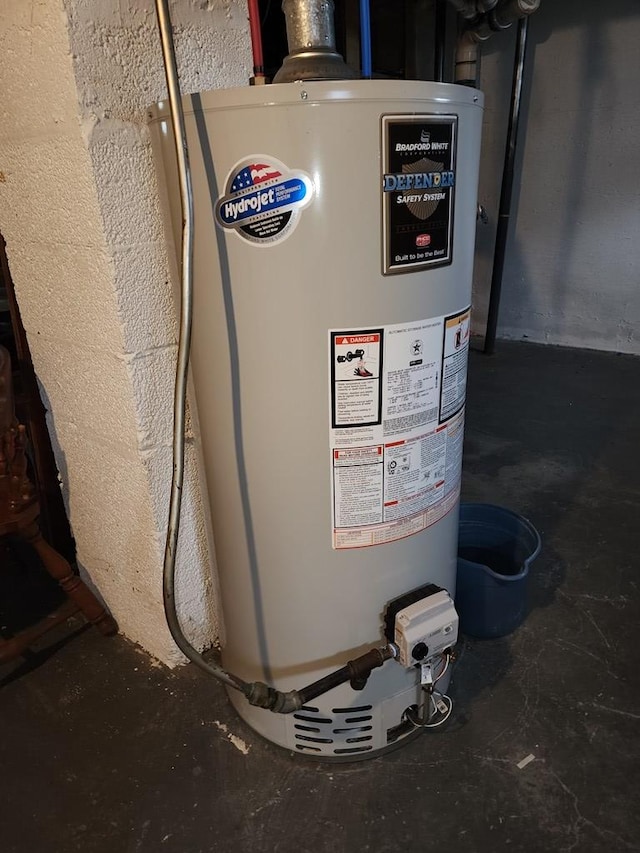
215, 156, 314, 246
382, 115, 457, 274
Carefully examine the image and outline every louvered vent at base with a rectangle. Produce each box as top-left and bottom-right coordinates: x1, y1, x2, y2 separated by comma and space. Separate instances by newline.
289, 705, 377, 756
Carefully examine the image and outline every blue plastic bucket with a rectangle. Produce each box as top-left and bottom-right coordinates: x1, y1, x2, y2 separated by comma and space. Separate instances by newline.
456, 503, 541, 639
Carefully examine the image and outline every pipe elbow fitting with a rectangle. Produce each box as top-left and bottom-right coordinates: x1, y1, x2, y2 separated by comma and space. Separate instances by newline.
492, 0, 540, 29
269, 690, 304, 714
245, 681, 303, 714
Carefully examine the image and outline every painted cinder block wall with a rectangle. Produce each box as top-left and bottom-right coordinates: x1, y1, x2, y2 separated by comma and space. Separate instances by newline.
472, 0, 640, 353
0, 0, 252, 664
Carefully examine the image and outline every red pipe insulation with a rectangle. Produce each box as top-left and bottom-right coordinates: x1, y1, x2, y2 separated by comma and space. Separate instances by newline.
247, 0, 265, 79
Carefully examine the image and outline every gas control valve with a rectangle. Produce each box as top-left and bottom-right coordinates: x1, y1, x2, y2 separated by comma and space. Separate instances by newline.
385, 583, 458, 667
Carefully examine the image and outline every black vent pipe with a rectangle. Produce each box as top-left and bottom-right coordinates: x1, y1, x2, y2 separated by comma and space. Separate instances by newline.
483, 15, 529, 354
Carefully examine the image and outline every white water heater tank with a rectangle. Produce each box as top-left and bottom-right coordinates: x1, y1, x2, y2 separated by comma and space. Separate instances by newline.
150, 80, 483, 759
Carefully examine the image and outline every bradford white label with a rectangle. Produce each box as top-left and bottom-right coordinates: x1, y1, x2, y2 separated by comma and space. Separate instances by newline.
382, 115, 457, 274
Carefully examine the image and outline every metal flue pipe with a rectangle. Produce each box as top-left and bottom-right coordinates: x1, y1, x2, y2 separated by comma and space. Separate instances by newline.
282, 0, 335, 52
273, 0, 356, 82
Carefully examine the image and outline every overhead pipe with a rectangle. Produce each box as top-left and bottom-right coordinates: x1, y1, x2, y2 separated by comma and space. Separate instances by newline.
447, 0, 498, 17
451, 0, 503, 86
273, 0, 356, 82
447, 0, 481, 20
483, 14, 530, 354
465, 0, 540, 42
494, 0, 540, 24
454, 0, 538, 85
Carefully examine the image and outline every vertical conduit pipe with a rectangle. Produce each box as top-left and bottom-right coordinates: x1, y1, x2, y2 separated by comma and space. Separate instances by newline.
154, 0, 397, 717
483, 15, 529, 354
359, 0, 372, 78
155, 0, 248, 692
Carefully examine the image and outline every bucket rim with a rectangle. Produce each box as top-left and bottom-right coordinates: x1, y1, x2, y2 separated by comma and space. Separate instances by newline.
457, 555, 528, 583
458, 502, 542, 576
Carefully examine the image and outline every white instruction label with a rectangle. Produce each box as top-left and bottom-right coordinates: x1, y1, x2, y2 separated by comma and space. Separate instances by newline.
440, 308, 470, 422
329, 310, 469, 549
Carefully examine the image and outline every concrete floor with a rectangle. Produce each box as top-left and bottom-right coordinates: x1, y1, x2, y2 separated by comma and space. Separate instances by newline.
2, 341, 639, 853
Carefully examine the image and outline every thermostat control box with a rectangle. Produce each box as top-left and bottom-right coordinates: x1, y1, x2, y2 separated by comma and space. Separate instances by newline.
385, 584, 458, 667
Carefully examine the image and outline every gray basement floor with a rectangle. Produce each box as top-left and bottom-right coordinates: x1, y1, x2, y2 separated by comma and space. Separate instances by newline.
2, 341, 639, 853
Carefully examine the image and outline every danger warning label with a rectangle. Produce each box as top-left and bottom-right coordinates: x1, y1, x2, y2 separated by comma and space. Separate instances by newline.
329, 310, 470, 549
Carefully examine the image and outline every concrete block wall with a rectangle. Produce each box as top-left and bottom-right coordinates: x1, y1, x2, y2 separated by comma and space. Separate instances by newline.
0, 0, 251, 664
472, 0, 640, 354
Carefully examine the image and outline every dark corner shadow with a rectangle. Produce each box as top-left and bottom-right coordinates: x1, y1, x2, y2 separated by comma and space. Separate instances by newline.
34, 380, 70, 521
448, 633, 513, 728
447, 539, 566, 723
0, 621, 92, 689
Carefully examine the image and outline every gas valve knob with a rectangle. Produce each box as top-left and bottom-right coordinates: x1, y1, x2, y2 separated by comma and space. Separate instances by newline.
411, 641, 429, 661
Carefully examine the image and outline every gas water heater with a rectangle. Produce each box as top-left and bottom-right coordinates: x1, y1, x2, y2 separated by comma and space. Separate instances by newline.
151, 78, 483, 759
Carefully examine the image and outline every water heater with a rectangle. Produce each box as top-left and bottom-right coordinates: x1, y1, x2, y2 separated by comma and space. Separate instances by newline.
150, 80, 483, 759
